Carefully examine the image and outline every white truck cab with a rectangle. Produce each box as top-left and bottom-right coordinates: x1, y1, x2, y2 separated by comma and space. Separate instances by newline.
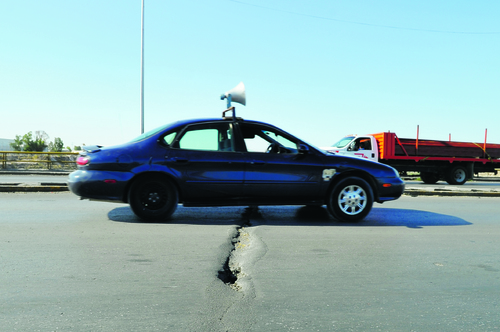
321, 135, 379, 162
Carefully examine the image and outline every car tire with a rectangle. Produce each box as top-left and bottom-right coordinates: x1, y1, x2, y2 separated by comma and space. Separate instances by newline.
128, 176, 178, 221
327, 177, 373, 222
445, 165, 468, 185
420, 171, 440, 184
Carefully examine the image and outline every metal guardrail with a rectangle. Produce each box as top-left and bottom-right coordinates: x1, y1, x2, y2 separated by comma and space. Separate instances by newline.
0, 151, 78, 170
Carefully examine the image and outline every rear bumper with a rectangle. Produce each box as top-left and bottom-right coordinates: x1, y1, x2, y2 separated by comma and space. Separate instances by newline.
68, 170, 133, 202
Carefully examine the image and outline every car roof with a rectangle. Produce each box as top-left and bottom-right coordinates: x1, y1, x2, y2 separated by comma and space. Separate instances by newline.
170, 117, 274, 128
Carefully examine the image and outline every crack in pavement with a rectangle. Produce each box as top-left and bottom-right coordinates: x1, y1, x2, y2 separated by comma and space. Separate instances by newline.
217, 222, 251, 288
218, 206, 266, 291
200, 206, 267, 332
217, 206, 263, 290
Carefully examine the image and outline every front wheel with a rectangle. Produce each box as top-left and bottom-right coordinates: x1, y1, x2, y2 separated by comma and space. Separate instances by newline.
327, 177, 373, 222
128, 177, 178, 221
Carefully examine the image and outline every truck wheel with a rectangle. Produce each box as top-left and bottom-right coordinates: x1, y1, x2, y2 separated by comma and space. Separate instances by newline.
128, 176, 178, 221
420, 171, 440, 184
445, 166, 468, 185
327, 177, 373, 222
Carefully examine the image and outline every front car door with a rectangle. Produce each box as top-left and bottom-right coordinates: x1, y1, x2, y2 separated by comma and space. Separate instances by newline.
346, 137, 377, 161
236, 122, 325, 204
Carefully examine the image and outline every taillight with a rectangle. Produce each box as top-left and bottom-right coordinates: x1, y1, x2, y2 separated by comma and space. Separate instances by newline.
76, 156, 90, 166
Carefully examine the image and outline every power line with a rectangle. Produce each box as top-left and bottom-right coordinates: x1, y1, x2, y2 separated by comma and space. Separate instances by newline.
229, 0, 500, 35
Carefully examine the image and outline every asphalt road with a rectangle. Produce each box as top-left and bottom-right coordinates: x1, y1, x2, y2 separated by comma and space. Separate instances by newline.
1, 192, 499, 331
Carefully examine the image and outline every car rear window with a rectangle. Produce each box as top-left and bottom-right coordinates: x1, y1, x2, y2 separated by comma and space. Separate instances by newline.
128, 123, 176, 143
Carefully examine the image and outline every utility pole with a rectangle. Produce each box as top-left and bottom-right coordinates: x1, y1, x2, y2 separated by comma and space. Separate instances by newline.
140, 0, 145, 134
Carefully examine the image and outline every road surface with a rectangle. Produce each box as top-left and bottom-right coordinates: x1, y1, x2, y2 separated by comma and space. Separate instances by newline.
1, 192, 499, 331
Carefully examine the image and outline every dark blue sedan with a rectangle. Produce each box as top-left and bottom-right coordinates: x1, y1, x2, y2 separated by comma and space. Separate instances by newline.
68, 116, 404, 222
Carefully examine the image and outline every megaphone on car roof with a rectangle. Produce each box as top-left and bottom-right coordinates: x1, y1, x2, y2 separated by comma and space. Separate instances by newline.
221, 82, 246, 107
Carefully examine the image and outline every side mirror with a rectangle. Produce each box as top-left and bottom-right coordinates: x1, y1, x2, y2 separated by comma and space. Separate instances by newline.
298, 144, 309, 154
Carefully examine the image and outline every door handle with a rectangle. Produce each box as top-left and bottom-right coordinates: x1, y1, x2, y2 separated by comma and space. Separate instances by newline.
250, 160, 265, 165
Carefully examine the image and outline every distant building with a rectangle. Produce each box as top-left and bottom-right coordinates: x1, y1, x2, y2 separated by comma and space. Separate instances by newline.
0, 138, 15, 151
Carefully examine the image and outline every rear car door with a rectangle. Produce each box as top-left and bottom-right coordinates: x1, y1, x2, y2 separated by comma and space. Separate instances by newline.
164, 122, 246, 203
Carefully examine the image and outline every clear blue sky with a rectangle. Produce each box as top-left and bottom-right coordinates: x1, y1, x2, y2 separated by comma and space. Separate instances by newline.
1, 1, 499, 148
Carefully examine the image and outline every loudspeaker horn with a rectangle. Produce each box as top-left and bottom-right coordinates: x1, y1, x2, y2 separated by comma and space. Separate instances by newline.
222, 82, 246, 106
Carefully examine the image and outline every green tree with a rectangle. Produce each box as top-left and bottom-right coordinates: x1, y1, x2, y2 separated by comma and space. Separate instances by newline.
48, 137, 64, 152
22, 132, 34, 151
10, 135, 23, 151
34, 131, 49, 151
10, 131, 49, 151
23, 131, 48, 152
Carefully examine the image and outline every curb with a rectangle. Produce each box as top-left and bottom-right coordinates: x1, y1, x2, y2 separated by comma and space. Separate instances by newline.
0, 171, 71, 175
0, 185, 68, 193
403, 189, 500, 197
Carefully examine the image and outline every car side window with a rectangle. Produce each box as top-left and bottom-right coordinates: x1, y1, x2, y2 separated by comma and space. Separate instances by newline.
244, 134, 271, 152
349, 138, 372, 151
240, 123, 298, 153
175, 123, 234, 152
358, 138, 372, 150
162, 132, 177, 145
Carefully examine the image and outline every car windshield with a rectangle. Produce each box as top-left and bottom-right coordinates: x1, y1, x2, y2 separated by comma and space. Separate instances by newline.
128, 122, 177, 143
331, 136, 355, 148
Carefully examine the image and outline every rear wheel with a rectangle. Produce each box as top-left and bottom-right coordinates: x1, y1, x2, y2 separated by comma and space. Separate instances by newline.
128, 177, 178, 221
327, 177, 373, 222
445, 166, 468, 185
420, 171, 440, 184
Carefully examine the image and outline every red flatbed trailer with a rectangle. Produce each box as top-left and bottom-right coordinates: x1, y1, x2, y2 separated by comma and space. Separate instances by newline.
373, 132, 500, 160
372, 132, 500, 184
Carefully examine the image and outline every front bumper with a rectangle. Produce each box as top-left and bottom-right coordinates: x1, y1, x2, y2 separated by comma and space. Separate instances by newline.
376, 177, 405, 202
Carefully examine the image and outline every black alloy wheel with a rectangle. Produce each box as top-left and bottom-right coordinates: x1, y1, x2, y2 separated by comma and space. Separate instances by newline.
128, 177, 178, 221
